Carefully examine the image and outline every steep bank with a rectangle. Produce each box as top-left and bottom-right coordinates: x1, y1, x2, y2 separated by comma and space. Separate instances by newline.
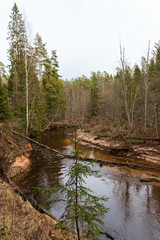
0, 177, 75, 240
0, 125, 32, 178
0, 126, 75, 240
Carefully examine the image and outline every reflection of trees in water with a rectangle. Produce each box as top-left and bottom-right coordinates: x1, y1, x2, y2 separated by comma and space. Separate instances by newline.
112, 179, 160, 225
18, 129, 74, 208
16, 128, 160, 239
145, 185, 151, 215
150, 186, 160, 216
113, 178, 160, 229
135, 184, 142, 193
16, 145, 65, 207
123, 182, 130, 221
41, 128, 73, 150
112, 180, 131, 222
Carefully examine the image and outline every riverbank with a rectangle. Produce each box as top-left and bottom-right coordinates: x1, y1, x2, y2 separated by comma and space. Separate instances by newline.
0, 177, 76, 240
42, 121, 160, 164
77, 129, 160, 164
0, 126, 75, 240
0, 125, 32, 178
1, 123, 159, 239
14, 126, 160, 240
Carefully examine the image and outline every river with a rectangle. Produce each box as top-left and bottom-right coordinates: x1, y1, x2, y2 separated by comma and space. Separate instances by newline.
15, 128, 160, 240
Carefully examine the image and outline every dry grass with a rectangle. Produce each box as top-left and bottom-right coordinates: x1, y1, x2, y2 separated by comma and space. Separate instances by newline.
0, 178, 76, 240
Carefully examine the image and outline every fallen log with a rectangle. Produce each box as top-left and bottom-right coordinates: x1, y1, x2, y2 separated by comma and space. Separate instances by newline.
77, 138, 132, 155
126, 137, 160, 142
0, 166, 57, 221
11, 130, 68, 157
11, 130, 160, 173
1, 163, 117, 240
101, 231, 117, 240
140, 178, 160, 183
85, 157, 160, 170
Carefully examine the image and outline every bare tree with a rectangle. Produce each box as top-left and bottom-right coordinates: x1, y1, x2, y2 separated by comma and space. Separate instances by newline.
142, 41, 151, 134
25, 44, 29, 136
119, 42, 131, 127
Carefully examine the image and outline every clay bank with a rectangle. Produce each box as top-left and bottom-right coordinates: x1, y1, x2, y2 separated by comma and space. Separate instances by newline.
0, 127, 75, 240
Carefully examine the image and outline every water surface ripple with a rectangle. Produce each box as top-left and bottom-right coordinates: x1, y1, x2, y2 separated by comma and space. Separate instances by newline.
16, 129, 160, 240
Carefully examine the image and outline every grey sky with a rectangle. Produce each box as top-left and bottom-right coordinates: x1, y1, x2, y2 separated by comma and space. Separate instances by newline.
1, 0, 160, 79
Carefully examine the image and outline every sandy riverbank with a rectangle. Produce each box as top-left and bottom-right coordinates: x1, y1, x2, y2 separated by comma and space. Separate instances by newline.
77, 129, 160, 164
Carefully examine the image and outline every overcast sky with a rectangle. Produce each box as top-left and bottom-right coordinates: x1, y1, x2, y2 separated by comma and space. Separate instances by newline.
1, 0, 160, 79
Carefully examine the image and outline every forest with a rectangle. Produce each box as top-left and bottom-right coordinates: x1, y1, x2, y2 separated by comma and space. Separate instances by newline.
1, 3, 160, 240
0, 3, 160, 139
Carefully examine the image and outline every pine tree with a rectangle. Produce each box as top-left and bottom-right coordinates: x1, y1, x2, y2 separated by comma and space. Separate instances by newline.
43, 50, 60, 86
34, 33, 47, 90
43, 50, 65, 120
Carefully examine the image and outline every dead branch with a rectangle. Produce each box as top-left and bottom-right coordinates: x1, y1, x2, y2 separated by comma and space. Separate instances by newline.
11, 130, 67, 157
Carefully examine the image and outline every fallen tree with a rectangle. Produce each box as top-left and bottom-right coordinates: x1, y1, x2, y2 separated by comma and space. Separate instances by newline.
9, 130, 118, 239
11, 130, 160, 181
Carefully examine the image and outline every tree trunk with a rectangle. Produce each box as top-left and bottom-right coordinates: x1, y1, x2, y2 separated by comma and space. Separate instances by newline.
120, 43, 131, 127
144, 41, 150, 133
38, 55, 42, 90
75, 135, 81, 240
25, 45, 29, 136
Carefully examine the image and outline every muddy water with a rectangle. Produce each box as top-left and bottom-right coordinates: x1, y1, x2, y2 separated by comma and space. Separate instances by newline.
16, 129, 160, 240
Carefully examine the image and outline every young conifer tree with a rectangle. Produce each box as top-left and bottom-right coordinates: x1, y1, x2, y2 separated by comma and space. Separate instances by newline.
36, 132, 109, 240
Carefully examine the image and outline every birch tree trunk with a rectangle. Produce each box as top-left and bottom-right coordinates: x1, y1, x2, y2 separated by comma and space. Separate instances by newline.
120, 43, 131, 126
25, 45, 29, 136
144, 41, 151, 134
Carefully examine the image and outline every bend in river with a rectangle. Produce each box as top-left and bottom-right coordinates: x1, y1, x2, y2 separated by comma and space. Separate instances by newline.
15, 128, 160, 240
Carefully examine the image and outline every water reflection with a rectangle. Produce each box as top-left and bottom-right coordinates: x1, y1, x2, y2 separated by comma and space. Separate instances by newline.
15, 128, 160, 240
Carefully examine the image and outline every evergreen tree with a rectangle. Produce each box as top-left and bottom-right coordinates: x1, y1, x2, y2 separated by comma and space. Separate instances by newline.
90, 72, 99, 116
0, 62, 7, 84
149, 43, 160, 136
43, 50, 65, 120
72, 75, 91, 90
29, 91, 48, 138
7, 3, 28, 115
153, 42, 160, 91
7, 4, 45, 134
0, 76, 10, 120
36, 135, 109, 240
34, 33, 47, 90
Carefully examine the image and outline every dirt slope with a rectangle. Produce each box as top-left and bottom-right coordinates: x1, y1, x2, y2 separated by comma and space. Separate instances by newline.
0, 177, 75, 240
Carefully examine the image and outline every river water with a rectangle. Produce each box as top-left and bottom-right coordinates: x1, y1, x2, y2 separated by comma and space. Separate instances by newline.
15, 128, 160, 240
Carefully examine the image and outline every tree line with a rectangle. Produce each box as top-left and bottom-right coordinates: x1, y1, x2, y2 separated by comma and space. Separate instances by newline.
0, 3, 160, 138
